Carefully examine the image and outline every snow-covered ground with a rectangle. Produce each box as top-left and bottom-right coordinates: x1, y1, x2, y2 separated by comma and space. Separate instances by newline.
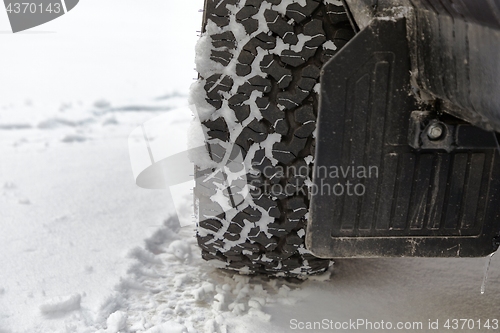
2, 95, 500, 333
1, 1, 500, 333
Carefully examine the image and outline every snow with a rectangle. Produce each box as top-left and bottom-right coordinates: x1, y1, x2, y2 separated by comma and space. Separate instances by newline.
39, 294, 82, 315
167, 240, 192, 262
105, 311, 127, 333
1, 1, 500, 333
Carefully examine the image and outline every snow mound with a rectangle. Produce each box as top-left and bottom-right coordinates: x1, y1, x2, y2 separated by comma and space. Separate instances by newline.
3, 182, 16, 190
0, 123, 32, 130
167, 240, 192, 261
105, 311, 127, 333
110, 105, 173, 112
37, 117, 95, 129
144, 322, 188, 333
102, 117, 119, 126
17, 198, 31, 205
39, 293, 81, 315
61, 134, 88, 143
94, 99, 112, 109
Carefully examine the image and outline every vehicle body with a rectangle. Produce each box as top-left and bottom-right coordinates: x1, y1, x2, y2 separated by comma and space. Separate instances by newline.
187, 0, 500, 276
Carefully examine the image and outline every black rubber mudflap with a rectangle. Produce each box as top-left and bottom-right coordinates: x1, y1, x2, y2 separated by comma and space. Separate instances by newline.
306, 18, 500, 258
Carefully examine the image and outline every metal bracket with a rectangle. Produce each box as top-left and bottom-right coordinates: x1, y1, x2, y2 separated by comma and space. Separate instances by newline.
409, 111, 499, 152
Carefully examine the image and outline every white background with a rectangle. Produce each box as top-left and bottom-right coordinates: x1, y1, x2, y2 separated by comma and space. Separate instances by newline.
0, 0, 202, 104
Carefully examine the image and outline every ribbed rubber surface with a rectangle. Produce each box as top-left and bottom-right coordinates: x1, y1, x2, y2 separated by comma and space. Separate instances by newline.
193, 0, 354, 276
307, 17, 500, 259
